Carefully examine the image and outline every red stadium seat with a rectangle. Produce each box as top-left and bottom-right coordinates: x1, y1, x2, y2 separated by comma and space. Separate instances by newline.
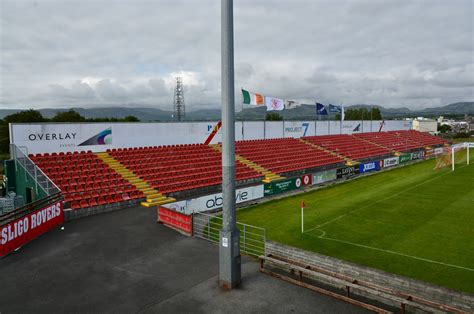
71, 201, 81, 210
88, 198, 98, 207
79, 199, 89, 208
97, 197, 107, 205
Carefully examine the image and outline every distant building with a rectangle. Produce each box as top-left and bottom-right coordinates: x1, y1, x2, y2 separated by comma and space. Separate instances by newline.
412, 118, 438, 134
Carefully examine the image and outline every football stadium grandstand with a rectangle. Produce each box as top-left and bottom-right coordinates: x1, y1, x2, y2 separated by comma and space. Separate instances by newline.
21, 129, 447, 213
4, 123, 473, 313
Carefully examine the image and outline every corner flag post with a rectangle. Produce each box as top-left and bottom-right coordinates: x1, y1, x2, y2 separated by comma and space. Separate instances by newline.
301, 200, 305, 233
452, 146, 455, 171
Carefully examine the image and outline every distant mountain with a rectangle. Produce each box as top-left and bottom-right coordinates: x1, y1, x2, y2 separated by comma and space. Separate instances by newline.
236, 102, 474, 120
0, 102, 472, 121
421, 102, 474, 115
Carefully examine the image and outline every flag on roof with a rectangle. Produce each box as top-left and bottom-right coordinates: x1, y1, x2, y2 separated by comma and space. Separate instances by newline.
265, 97, 285, 111
316, 103, 328, 115
242, 89, 264, 105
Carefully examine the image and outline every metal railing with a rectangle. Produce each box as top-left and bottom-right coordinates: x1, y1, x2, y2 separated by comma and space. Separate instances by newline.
193, 212, 266, 257
0, 192, 62, 226
10, 144, 61, 196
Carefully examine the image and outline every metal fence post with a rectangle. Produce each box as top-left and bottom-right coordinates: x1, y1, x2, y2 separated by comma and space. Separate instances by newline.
263, 228, 266, 255
207, 215, 210, 239
243, 224, 246, 253
34, 166, 38, 194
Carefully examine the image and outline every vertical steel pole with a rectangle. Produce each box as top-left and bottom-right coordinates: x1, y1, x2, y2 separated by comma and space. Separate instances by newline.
219, 0, 241, 289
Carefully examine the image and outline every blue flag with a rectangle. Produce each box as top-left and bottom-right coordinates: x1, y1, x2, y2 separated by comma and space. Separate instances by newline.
328, 104, 342, 113
316, 103, 328, 115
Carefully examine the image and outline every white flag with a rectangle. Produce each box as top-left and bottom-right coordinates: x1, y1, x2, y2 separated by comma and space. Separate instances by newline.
341, 105, 345, 121
265, 97, 285, 111
284, 100, 300, 109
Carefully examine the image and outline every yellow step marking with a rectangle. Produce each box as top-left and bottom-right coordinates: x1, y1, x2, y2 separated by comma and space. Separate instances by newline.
96, 152, 176, 208
298, 138, 359, 167
353, 135, 398, 155
208, 144, 284, 182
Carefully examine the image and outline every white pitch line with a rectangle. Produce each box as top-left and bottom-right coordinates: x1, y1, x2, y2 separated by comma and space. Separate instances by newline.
301, 164, 474, 272
319, 235, 474, 272
310, 163, 469, 230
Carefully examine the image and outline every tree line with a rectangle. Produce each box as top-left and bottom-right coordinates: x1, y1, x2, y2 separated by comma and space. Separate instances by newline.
336, 107, 383, 120
0, 109, 140, 158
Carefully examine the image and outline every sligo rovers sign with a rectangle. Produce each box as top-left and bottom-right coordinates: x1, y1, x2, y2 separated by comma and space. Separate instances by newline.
1, 201, 63, 257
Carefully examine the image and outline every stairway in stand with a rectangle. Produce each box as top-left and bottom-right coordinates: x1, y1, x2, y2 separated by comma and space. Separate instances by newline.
353, 135, 400, 156
96, 152, 176, 207
210, 144, 284, 183
298, 138, 359, 166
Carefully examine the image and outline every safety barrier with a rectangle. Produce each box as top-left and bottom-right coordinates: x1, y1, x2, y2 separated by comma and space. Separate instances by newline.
193, 212, 265, 257
157, 206, 192, 236
1, 192, 63, 257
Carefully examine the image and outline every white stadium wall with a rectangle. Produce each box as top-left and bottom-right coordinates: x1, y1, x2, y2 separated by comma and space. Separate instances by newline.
264, 121, 284, 139
10, 120, 413, 154
242, 121, 264, 140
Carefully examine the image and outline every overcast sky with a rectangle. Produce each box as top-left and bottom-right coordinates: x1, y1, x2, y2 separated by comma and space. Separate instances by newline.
1, 0, 473, 111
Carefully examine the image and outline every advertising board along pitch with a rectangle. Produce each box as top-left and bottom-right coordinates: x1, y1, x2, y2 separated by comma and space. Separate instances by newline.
163, 185, 264, 215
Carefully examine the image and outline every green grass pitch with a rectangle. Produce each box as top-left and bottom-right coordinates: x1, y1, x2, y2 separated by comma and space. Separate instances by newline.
236, 149, 474, 293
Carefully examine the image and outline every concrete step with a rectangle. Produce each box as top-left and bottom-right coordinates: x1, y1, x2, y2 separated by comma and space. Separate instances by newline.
135, 184, 150, 189
141, 197, 176, 207
147, 196, 167, 203
146, 193, 164, 199
129, 178, 143, 184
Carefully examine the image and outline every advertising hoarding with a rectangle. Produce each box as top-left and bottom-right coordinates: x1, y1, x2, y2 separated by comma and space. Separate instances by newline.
10, 120, 413, 154
359, 161, 381, 173
336, 166, 360, 179
411, 151, 425, 160
399, 154, 412, 163
1, 201, 63, 257
312, 169, 337, 184
264, 178, 302, 196
183, 185, 264, 214
383, 157, 399, 168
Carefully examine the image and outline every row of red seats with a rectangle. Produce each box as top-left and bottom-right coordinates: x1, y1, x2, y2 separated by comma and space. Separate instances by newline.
53, 174, 123, 187
355, 132, 423, 152
121, 156, 221, 168
63, 183, 135, 195
235, 138, 344, 174
110, 148, 215, 158
65, 188, 142, 202
31, 152, 140, 210
303, 134, 392, 160
30, 150, 94, 158
110, 144, 263, 194
70, 191, 145, 209
388, 130, 447, 146
107, 143, 205, 153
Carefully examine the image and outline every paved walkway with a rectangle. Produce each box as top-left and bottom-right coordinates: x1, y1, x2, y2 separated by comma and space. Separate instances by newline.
0, 206, 368, 313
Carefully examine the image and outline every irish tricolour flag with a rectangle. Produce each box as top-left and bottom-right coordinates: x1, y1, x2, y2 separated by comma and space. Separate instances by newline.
242, 89, 264, 105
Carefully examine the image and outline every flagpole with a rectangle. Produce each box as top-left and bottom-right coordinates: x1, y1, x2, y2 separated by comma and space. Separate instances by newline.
340, 103, 342, 135
327, 108, 330, 135
370, 108, 373, 132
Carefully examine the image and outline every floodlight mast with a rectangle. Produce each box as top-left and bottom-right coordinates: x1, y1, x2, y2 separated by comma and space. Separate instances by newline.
219, 0, 241, 289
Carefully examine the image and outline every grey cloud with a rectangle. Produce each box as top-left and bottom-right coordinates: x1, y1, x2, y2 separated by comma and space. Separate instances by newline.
49, 81, 95, 100
0, 0, 473, 110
